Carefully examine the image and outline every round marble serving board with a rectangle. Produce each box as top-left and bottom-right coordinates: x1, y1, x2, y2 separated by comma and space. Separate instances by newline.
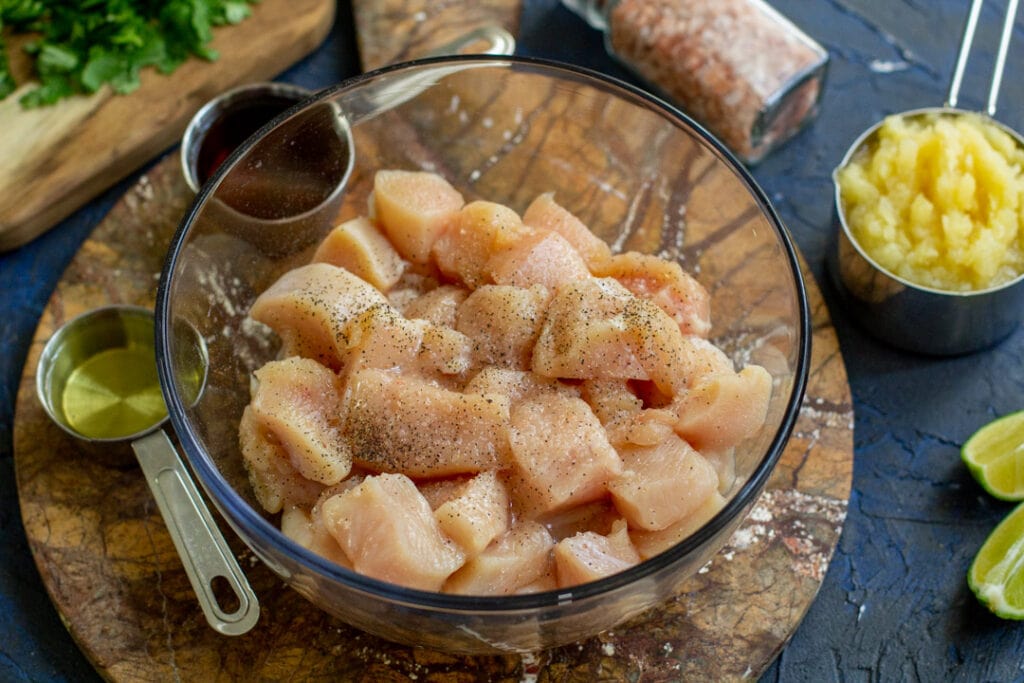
14, 152, 853, 682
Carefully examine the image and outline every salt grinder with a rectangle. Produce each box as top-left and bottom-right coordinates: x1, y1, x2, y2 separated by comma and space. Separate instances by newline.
561, 0, 829, 164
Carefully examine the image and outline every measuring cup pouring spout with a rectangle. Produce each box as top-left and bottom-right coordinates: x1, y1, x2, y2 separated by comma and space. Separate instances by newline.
36, 305, 260, 636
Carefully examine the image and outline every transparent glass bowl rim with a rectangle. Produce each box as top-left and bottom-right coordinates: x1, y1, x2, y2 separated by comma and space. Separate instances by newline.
156, 54, 812, 612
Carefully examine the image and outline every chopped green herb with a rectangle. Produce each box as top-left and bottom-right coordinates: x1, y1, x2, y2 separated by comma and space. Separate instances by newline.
0, 0, 258, 108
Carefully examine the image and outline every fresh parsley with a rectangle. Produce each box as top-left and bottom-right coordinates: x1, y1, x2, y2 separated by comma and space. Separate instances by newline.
0, 0, 258, 107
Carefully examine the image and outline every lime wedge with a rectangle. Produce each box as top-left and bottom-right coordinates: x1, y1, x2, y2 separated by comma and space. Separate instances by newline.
969, 502, 1024, 619
962, 410, 1024, 501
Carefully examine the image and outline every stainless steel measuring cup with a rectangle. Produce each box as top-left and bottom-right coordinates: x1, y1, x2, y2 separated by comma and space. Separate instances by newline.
35, 305, 260, 636
830, 0, 1024, 355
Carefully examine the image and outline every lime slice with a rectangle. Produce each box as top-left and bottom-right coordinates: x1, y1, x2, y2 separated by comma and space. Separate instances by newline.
969, 502, 1024, 619
962, 410, 1024, 501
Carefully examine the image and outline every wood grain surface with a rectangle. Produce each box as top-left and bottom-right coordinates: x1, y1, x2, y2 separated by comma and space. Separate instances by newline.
0, 0, 334, 252
352, 0, 522, 70
14, 147, 852, 680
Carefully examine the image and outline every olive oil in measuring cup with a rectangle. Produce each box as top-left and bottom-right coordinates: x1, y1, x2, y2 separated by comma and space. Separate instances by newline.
36, 305, 259, 635
41, 306, 205, 440
60, 343, 165, 440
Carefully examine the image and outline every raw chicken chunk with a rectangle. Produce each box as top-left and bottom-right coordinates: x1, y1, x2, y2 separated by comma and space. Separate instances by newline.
604, 408, 678, 449
343, 368, 511, 477
249, 262, 387, 369
532, 277, 689, 395
630, 492, 726, 560
522, 192, 611, 269
320, 473, 465, 590
703, 447, 737, 494
444, 520, 555, 595
371, 170, 464, 263
340, 303, 472, 379
542, 499, 621, 540
433, 200, 529, 288
596, 251, 711, 337
433, 470, 511, 557
248, 357, 351, 485
581, 379, 643, 423
464, 366, 576, 405
508, 393, 622, 516
608, 435, 720, 531
487, 229, 591, 290
581, 379, 676, 448
387, 269, 442, 312
553, 520, 640, 587
281, 504, 352, 569
419, 476, 473, 510
238, 406, 324, 513
402, 284, 467, 327
455, 284, 549, 369
312, 216, 406, 291
674, 365, 773, 451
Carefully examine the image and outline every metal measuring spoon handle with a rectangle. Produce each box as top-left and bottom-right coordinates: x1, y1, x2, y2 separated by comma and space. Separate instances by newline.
132, 430, 260, 636
947, 0, 1020, 115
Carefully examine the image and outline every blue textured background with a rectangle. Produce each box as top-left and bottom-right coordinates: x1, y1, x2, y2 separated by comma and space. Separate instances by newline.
3, 1, 1024, 680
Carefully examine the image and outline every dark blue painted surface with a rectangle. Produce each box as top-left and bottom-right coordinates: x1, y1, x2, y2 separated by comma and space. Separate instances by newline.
2, 1, 1023, 680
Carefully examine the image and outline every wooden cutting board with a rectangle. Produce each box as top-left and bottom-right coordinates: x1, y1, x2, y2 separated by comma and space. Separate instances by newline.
352, 0, 522, 70
14, 151, 853, 681
0, 0, 334, 252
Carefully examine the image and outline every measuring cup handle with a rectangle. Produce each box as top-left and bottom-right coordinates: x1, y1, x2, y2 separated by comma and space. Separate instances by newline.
947, 0, 1019, 115
132, 430, 260, 636
422, 24, 516, 58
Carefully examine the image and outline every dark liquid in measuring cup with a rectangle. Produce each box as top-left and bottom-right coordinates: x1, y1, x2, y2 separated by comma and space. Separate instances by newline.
205, 98, 351, 222
196, 94, 299, 185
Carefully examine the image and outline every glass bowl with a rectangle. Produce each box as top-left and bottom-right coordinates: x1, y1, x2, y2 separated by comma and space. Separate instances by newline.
156, 56, 810, 654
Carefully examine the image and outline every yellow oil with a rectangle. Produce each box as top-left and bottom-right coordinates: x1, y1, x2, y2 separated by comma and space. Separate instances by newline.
60, 344, 167, 439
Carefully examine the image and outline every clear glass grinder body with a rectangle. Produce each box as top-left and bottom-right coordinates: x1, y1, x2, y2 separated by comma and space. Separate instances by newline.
562, 0, 829, 163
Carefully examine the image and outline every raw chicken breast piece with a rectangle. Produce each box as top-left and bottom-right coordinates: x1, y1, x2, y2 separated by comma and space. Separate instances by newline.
418, 476, 473, 510
609, 434, 720, 531
249, 262, 387, 369
340, 303, 472, 379
532, 277, 690, 395
581, 379, 676, 448
320, 473, 465, 591
281, 504, 352, 570
674, 365, 773, 451
249, 357, 351, 485
487, 229, 591, 290
604, 408, 678, 449
554, 519, 640, 587
402, 284, 467, 327
595, 251, 711, 337
387, 268, 442, 312
581, 379, 643, 423
522, 192, 611, 269
238, 406, 324, 513
434, 470, 511, 557
343, 368, 511, 478
630, 491, 726, 560
703, 447, 737, 494
464, 366, 576, 405
371, 170, 464, 264
433, 200, 530, 288
508, 393, 623, 516
542, 499, 621, 540
444, 520, 555, 595
455, 284, 549, 369
312, 216, 406, 291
